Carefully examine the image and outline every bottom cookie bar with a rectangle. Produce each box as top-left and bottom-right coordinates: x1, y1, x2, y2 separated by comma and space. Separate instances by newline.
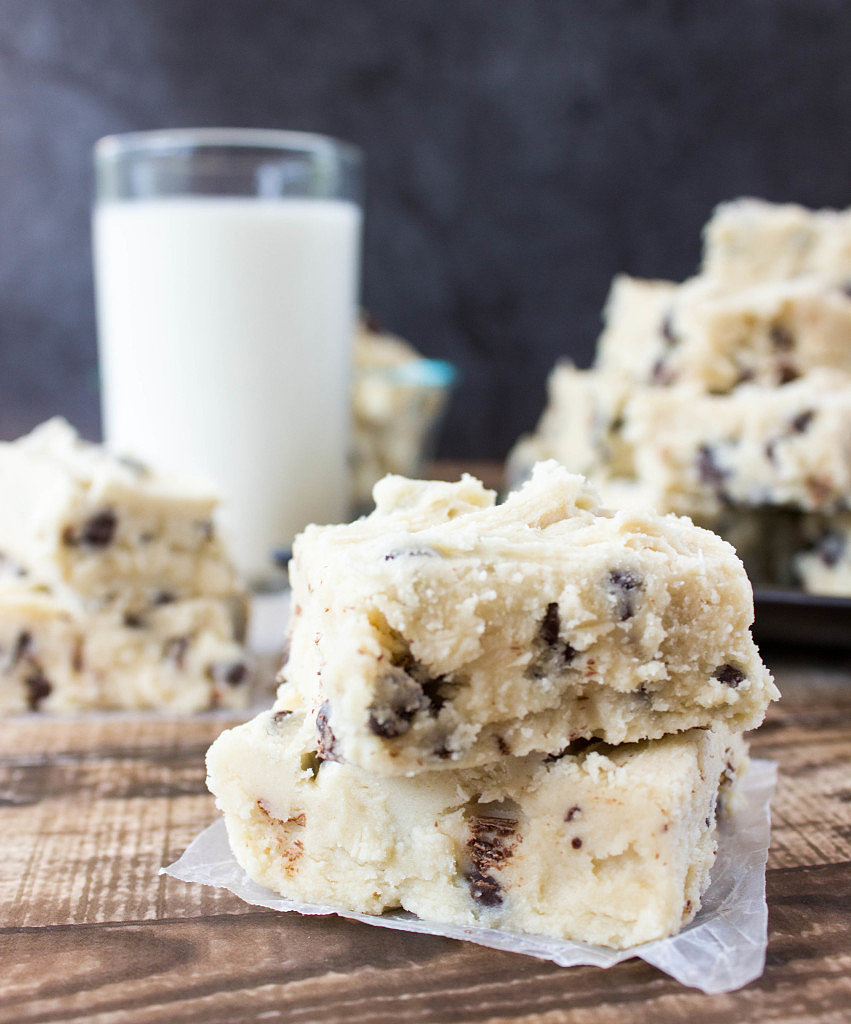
794, 514, 851, 597
0, 582, 252, 712
207, 710, 746, 949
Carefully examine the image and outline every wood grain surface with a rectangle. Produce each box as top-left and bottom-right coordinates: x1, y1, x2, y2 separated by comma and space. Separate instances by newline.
1, 654, 850, 1024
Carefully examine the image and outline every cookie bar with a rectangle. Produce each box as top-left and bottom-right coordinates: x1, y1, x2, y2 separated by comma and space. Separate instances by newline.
597, 275, 851, 393
278, 462, 776, 775
702, 197, 851, 288
506, 363, 633, 488
793, 514, 851, 596
625, 370, 851, 517
207, 708, 747, 949
0, 580, 251, 713
0, 419, 241, 610
594, 275, 680, 381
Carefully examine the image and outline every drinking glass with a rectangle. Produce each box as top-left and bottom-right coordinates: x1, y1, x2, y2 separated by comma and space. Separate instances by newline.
93, 128, 363, 584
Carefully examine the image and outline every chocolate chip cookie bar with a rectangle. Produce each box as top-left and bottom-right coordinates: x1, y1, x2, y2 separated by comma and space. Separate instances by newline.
598, 276, 851, 393
506, 363, 633, 489
702, 197, 851, 288
0, 418, 241, 611
793, 514, 851, 596
0, 579, 251, 713
278, 462, 775, 775
626, 370, 851, 517
595, 274, 680, 384
207, 707, 746, 949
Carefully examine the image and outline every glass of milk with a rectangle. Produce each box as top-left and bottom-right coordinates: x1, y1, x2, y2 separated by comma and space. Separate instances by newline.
93, 129, 362, 585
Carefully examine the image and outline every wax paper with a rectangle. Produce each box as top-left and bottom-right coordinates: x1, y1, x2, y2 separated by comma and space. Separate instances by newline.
163, 758, 776, 994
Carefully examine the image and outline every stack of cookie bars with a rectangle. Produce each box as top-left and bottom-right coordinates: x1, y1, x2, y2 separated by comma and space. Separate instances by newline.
0, 419, 251, 712
207, 461, 778, 948
509, 199, 851, 594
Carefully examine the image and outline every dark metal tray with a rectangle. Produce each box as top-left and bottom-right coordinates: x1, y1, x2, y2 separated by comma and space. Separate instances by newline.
753, 589, 851, 649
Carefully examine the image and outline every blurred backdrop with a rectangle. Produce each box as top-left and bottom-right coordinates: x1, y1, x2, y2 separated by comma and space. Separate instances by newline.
1, 0, 849, 458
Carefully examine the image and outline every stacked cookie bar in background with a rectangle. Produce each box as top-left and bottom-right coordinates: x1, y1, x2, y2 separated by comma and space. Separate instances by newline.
0, 418, 252, 712
207, 462, 778, 948
509, 199, 851, 594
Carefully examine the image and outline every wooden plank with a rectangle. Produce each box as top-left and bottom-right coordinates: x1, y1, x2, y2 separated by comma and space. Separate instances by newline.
1, 856, 849, 1024
0, 665, 849, 1022
0, 715, 248, 929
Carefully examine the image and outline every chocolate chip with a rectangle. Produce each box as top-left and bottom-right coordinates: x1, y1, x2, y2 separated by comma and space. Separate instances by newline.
650, 358, 677, 385
769, 323, 795, 351
661, 311, 678, 346
545, 736, 599, 763
164, 636, 190, 670
496, 736, 510, 755
153, 590, 176, 606
208, 661, 249, 687
571, 837, 583, 849
316, 701, 341, 761
466, 867, 503, 907
465, 813, 520, 907
777, 362, 800, 385
768, 414, 811, 465
64, 510, 117, 548
196, 520, 215, 541
470, 815, 520, 840
539, 602, 560, 647
71, 638, 85, 673
791, 409, 816, 433
720, 759, 736, 790
815, 530, 846, 568
84, 510, 118, 547
713, 664, 745, 687
25, 670, 52, 710
367, 681, 426, 737
123, 612, 145, 628
366, 649, 443, 738
697, 445, 729, 489
607, 569, 643, 621
564, 805, 581, 822
526, 603, 576, 678
11, 631, 32, 666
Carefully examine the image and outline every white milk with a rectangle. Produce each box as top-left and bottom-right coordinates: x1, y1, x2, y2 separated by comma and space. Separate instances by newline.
93, 196, 361, 581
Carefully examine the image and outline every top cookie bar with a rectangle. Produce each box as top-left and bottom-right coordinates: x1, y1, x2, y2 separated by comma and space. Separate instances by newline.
702, 198, 851, 287
0, 419, 241, 610
278, 462, 777, 775
596, 274, 851, 393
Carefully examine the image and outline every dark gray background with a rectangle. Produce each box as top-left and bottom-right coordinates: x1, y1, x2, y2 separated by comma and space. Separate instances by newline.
1, 0, 849, 457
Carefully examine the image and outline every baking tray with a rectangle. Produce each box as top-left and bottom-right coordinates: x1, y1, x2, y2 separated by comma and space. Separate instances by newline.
753, 589, 851, 649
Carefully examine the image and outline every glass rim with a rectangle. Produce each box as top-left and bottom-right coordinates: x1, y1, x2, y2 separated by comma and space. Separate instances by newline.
94, 128, 362, 166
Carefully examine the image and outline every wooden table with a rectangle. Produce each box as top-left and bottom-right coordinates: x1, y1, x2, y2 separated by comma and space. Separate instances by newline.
1, 649, 849, 1023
